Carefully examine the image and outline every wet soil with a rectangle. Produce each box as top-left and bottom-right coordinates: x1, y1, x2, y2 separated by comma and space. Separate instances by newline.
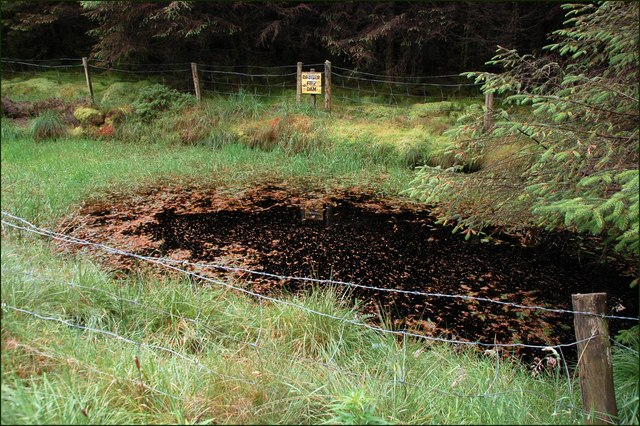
59, 184, 638, 361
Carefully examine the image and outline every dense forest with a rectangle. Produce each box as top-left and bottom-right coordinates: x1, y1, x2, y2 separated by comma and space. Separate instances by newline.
1, 1, 564, 74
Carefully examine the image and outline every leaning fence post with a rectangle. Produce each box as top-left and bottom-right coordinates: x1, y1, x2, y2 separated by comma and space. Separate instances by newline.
296, 62, 302, 104
191, 62, 202, 102
572, 293, 618, 425
82, 57, 94, 104
483, 91, 494, 133
324, 60, 332, 112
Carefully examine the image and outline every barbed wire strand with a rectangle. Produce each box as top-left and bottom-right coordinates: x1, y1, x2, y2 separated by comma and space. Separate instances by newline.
3, 57, 82, 63
169, 259, 639, 321
88, 65, 191, 74
2, 211, 637, 323
10, 269, 577, 401
0, 215, 619, 350
332, 65, 467, 80
332, 71, 482, 87
1, 303, 257, 386
1, 59, 83, 69
2, 59, 483, 91
198, 63, 297, 70
200, 69, 297, 78
5, 243, 585, 402
9, 341, 187, 402
10, 269, 399, 388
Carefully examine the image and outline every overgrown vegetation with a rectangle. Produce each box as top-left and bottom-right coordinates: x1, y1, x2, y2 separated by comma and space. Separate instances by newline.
1, 235, 581, 425
2, 4, 638, 422
407, 2, 639, 262
2, 94, 637, 424
613, 325, 640, 425
29, 110, 66, 142
131, 84, 196, 122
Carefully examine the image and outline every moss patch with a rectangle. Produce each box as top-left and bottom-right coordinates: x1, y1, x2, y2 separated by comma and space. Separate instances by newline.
2, 78, 61, 101
73, 107, 104, 126
100, 81, 153, 106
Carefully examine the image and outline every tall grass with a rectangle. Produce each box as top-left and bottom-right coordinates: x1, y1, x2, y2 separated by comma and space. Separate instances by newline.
1, 236, 581, 424
1, 134, 414, 225
29, 110, 67, 142
612, 326, 640, 425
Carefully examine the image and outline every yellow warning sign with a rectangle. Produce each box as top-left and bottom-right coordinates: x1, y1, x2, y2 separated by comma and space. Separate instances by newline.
301, 72, 322, 94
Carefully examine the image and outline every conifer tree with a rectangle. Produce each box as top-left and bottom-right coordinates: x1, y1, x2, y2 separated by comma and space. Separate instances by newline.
409, 2, 639, 260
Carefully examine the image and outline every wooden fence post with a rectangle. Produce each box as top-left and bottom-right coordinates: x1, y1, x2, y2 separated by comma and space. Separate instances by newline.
82, 57, 94, 104
572, 293, 618, 425
309, 68, 317, 109
191, 62, 202, 102
483, 91, 494, 133
324, 60, 332, 112
296, 62, 302, 104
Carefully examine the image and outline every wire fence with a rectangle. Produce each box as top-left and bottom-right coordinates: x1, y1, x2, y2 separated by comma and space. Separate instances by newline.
2, 212, 637, 324
3, 209, 636, 421
1, 57, 484, 105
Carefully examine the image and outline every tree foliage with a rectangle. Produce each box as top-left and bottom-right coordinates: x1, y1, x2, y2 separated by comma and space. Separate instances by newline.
0, 1, 92, 58
408, 2, 639, 258
2, 1, 563, 75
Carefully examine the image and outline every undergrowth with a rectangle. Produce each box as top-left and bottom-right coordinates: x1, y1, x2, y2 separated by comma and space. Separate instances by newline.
2, 71, 637, 424
1, 236, 581, 424
613, 326, 640, 425
29, 110, 67, 142
131, 84, 196, 122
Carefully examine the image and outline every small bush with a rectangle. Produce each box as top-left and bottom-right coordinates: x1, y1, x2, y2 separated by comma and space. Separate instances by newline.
101, 81, 151, 106
325, 389, 388, 425
131, 84, 195, 122
73, 107, 104, 126
30, 110, 66, 142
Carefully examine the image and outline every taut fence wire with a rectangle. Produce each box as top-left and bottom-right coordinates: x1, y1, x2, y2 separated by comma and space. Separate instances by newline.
7, 208, 638, 420
2, 212, 637, 324
1, 58, 484, 105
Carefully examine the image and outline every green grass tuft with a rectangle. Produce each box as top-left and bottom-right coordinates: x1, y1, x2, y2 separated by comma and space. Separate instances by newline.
29, 110, 67, 142
613, 326, 640, 425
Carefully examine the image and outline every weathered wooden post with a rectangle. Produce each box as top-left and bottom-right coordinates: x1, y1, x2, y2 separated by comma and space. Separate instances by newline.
82, 57, 94, 104
324, 60, 332, 112
191, 62, 202, 102
572, 293, 618, 425
296, 62, 302, 104
483, 91, 494, 133
310, 68, 317, 109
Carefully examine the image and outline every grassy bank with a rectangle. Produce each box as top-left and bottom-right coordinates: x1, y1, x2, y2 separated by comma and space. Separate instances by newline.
1, 235, 579, 425
2, 73, 637, 424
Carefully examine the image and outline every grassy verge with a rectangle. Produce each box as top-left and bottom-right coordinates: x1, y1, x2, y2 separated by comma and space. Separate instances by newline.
1, 236, 579, 424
